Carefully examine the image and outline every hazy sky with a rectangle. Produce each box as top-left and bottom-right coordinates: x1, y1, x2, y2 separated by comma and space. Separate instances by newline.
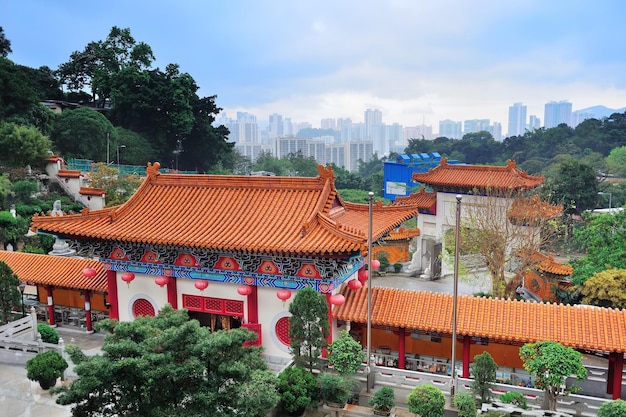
4, 0, 626, 130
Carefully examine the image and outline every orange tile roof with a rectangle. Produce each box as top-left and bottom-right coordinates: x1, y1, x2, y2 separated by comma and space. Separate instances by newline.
508, 196, 563, 222
532, 252, 574, 276
334, 286, 626, 353
383, 227, 421, 241
412, 159, 544, 190
32, 163, 420, 256
57, 169, 82, 178
392, 188, 437, 210
79, 187, 106, 196
0, 251, 107, 292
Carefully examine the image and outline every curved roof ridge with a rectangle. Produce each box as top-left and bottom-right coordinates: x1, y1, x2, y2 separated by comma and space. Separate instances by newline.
300, 165, 341, 236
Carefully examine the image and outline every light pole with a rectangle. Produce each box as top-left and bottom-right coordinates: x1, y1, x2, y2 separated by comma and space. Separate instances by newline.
366, 191, 374, 393
598, 192, 612, 210
116, 145, 126, 166
450, 194, 462, 399
106, 132, 110, 164
18, 282, 26, 317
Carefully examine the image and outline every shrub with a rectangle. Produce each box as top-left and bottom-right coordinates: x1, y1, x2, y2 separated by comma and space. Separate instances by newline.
369, 386, 395, 414
393, 263, 403, 273
25, 350, 68, 385
453, 393, 478, 417
470, 351, 498, 403
598, 399, 626, 417
276, 366, 318, 415
319, 372, 355, 406
38, 323, 59, 344
328, 330, 365, 375
499, 391, 528, 409
407, 384, 445, 417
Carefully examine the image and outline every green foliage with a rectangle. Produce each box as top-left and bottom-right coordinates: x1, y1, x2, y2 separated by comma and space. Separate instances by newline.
328, 330, 366, 375
393, 262, 403, 272
0, 210, 28, 245
598, 399, 626, 417
277, 366, 318, 414
88, 162, 143, 206
288, 287, 330, 372
37, 323, 60, 344
318, 372, 355, 406
0, 26, 11, 57
499, 391, 528, 409
55, 305, 278, 417
0, 122, 51, 168
579, 268, 626, 308
337, 189, 374, 203
11, 180, 38, 203
605, 146, 626, 177
369, 386, 395, 413
25, 350, 68, 383
51, 107, 115, 161
545, 159, 598, 215
453, 393, 478, 417
0, 260, 20, 324
519, 341, 587, 411
470, 351, 498, 403
406, 384, 445, 417
375, 251, 390, 270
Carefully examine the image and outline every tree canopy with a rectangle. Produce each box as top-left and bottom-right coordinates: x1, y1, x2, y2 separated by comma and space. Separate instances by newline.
0, 122, 51, 168
578, 268, 626, 309
55, 305, 279, 417
0, 260, 20, 324
50, 107, 115, 161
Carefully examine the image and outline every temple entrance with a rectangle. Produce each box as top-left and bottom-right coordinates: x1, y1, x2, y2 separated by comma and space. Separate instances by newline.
182, 294, 244, 331
188, 311, 242, 331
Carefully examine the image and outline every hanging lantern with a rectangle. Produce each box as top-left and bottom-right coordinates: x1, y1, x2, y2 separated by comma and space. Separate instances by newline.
82, 267, 97, 278
121, 272, 135, 286
155, 276, 170, 287
347, 279, 362, 290
237, 285, 253, 296
276, 289, 292, 303
371, 259, 381, 269
329, 294, 345, 306
194, 280, 209, 291
358, 269, 369, 284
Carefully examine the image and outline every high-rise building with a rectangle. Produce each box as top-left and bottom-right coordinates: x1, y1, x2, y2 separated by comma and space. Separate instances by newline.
321, 118, 337, 130
438, 119, 462, 139
528, 115, 541, 131
490, 122, 502, 141
463, 119, 490, 135
507, 102, 527, 137
269, 113, 284, 139
544, 101, 572, 128
346, 141, 373, 172
364, 109, 382, 140
403, 125, 434, 142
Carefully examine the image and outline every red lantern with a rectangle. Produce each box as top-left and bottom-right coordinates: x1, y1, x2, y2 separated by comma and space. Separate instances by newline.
358, 269, 369, 284
347, 279, 362, 290
121, 272, 135, 286
155, 276, 170, 287
276, 289, 292, 302
194, 280, 209, 291
82, 267, 97, 278
237, 285, 253, 296
329, 294, 345, 306
371, 259, 381, 269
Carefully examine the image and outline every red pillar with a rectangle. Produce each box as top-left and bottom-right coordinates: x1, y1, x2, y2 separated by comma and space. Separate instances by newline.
106, 270, 119, 320
608, 355, 615, 395
167, 277, 177, 309
247, 285, 258, 324
46, 285, 55, 326
463, 336, 471, 378
397, 328, 406, 369
612, 352, 624, 400
84, 290, 93, 333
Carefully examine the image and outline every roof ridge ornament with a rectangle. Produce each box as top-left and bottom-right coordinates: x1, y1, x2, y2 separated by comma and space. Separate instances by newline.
317, 164, 335, 181
146, 162, 161, 178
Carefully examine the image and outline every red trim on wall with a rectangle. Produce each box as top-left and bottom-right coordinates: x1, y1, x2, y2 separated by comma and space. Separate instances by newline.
106, 270, 119, 320
182, 294, 244, 317
247, 285, 258, 324
167, 278, 177, 309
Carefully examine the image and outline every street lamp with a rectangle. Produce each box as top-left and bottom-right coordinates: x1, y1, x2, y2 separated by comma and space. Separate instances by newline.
116, 145, 126, 166
450, 195, 462, 399
18, 282, 26, 317
366, 191, 374, 393
598, 192, 612, 210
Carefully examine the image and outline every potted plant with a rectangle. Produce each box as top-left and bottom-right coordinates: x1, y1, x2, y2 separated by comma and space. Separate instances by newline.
393, 262, 403, 273
369, 386, 395, 416
26, 350, 68, 390
276, 366, 318, 416
319, 372, 353, 408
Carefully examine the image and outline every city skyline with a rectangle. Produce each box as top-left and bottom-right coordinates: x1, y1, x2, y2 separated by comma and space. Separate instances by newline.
4, 1, 626, 131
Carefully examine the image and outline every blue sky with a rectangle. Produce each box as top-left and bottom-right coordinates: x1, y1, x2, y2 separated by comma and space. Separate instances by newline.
4, 0, 626, 130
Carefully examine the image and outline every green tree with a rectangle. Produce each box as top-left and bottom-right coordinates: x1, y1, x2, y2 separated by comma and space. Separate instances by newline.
276, 366, 318, 415
453, 392, 478, 417
545, 159, 598, 215
112, 126, 158, 165
0, 210, 28, 249
605, 146, 626, 177
598, 399, 626, 417
55, 305, 278, 417
253, 151, 290, 176
0, 26, 11, 57
578, 269, 626, 308
406, 384, 445, 417
0, 122, 51, 168
470, 351, 498, 404
288, 287, 330, 372
0, 260, 20, 324
519, 341, 587, 411
287, 151, 319, 176
328, 330, 366, 375
51, 107, 115, 161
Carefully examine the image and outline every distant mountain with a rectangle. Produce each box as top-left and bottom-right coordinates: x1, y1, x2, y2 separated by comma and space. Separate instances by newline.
573, 105, 626, 119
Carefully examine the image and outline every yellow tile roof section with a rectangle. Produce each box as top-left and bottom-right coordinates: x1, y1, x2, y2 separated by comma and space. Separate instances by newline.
0, 251, 107, 292
32, 163, 420, 256
334, 286, 626, 353
412, 159, 544, 190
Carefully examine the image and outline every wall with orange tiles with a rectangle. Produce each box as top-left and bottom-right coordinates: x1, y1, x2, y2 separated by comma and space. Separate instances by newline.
37, 287, 108, 311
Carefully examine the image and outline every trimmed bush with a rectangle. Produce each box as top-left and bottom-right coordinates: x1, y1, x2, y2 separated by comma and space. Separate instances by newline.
453, 393, 478, 417
499, 391, 528, 409
598, 399, 626, 417
25, 350, 68, 388
38, 323, 59, 344
276, 366, 318, 415
407, 384, 445, 417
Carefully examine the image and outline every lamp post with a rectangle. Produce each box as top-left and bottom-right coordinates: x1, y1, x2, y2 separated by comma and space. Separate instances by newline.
18, 282, 26, 317
598, 192, 612, 210
366, 191, 374, 393
106, 132, 110, 164
116, 145, 126, 166
450, 195, 462, 399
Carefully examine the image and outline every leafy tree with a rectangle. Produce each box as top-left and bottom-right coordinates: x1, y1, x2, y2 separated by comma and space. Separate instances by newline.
0, 260, 20, 324
51, 107, 115, 161
55, 305, 278, 417
0, 26, 11, 57
470, 351, 498, 404
0, 210, 28, 248
605, 146, 626, 177
337, 189, 374, 203
519, 341, 587, 411
453, 392, 478, 417
0, 122, 51, 168
253, 151, 290, 176
545, 159, 598, 215
288, 286, 330, 372
113, 126, 158, 165
328, 330, 366, 375
331, 164, 364, 189
276, 366, 318, 415
406, 384, 445, 417
570, 210, 626, 284
578, 269, 626, 309
88, 163, 143, 206
598, 399, 626, 417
